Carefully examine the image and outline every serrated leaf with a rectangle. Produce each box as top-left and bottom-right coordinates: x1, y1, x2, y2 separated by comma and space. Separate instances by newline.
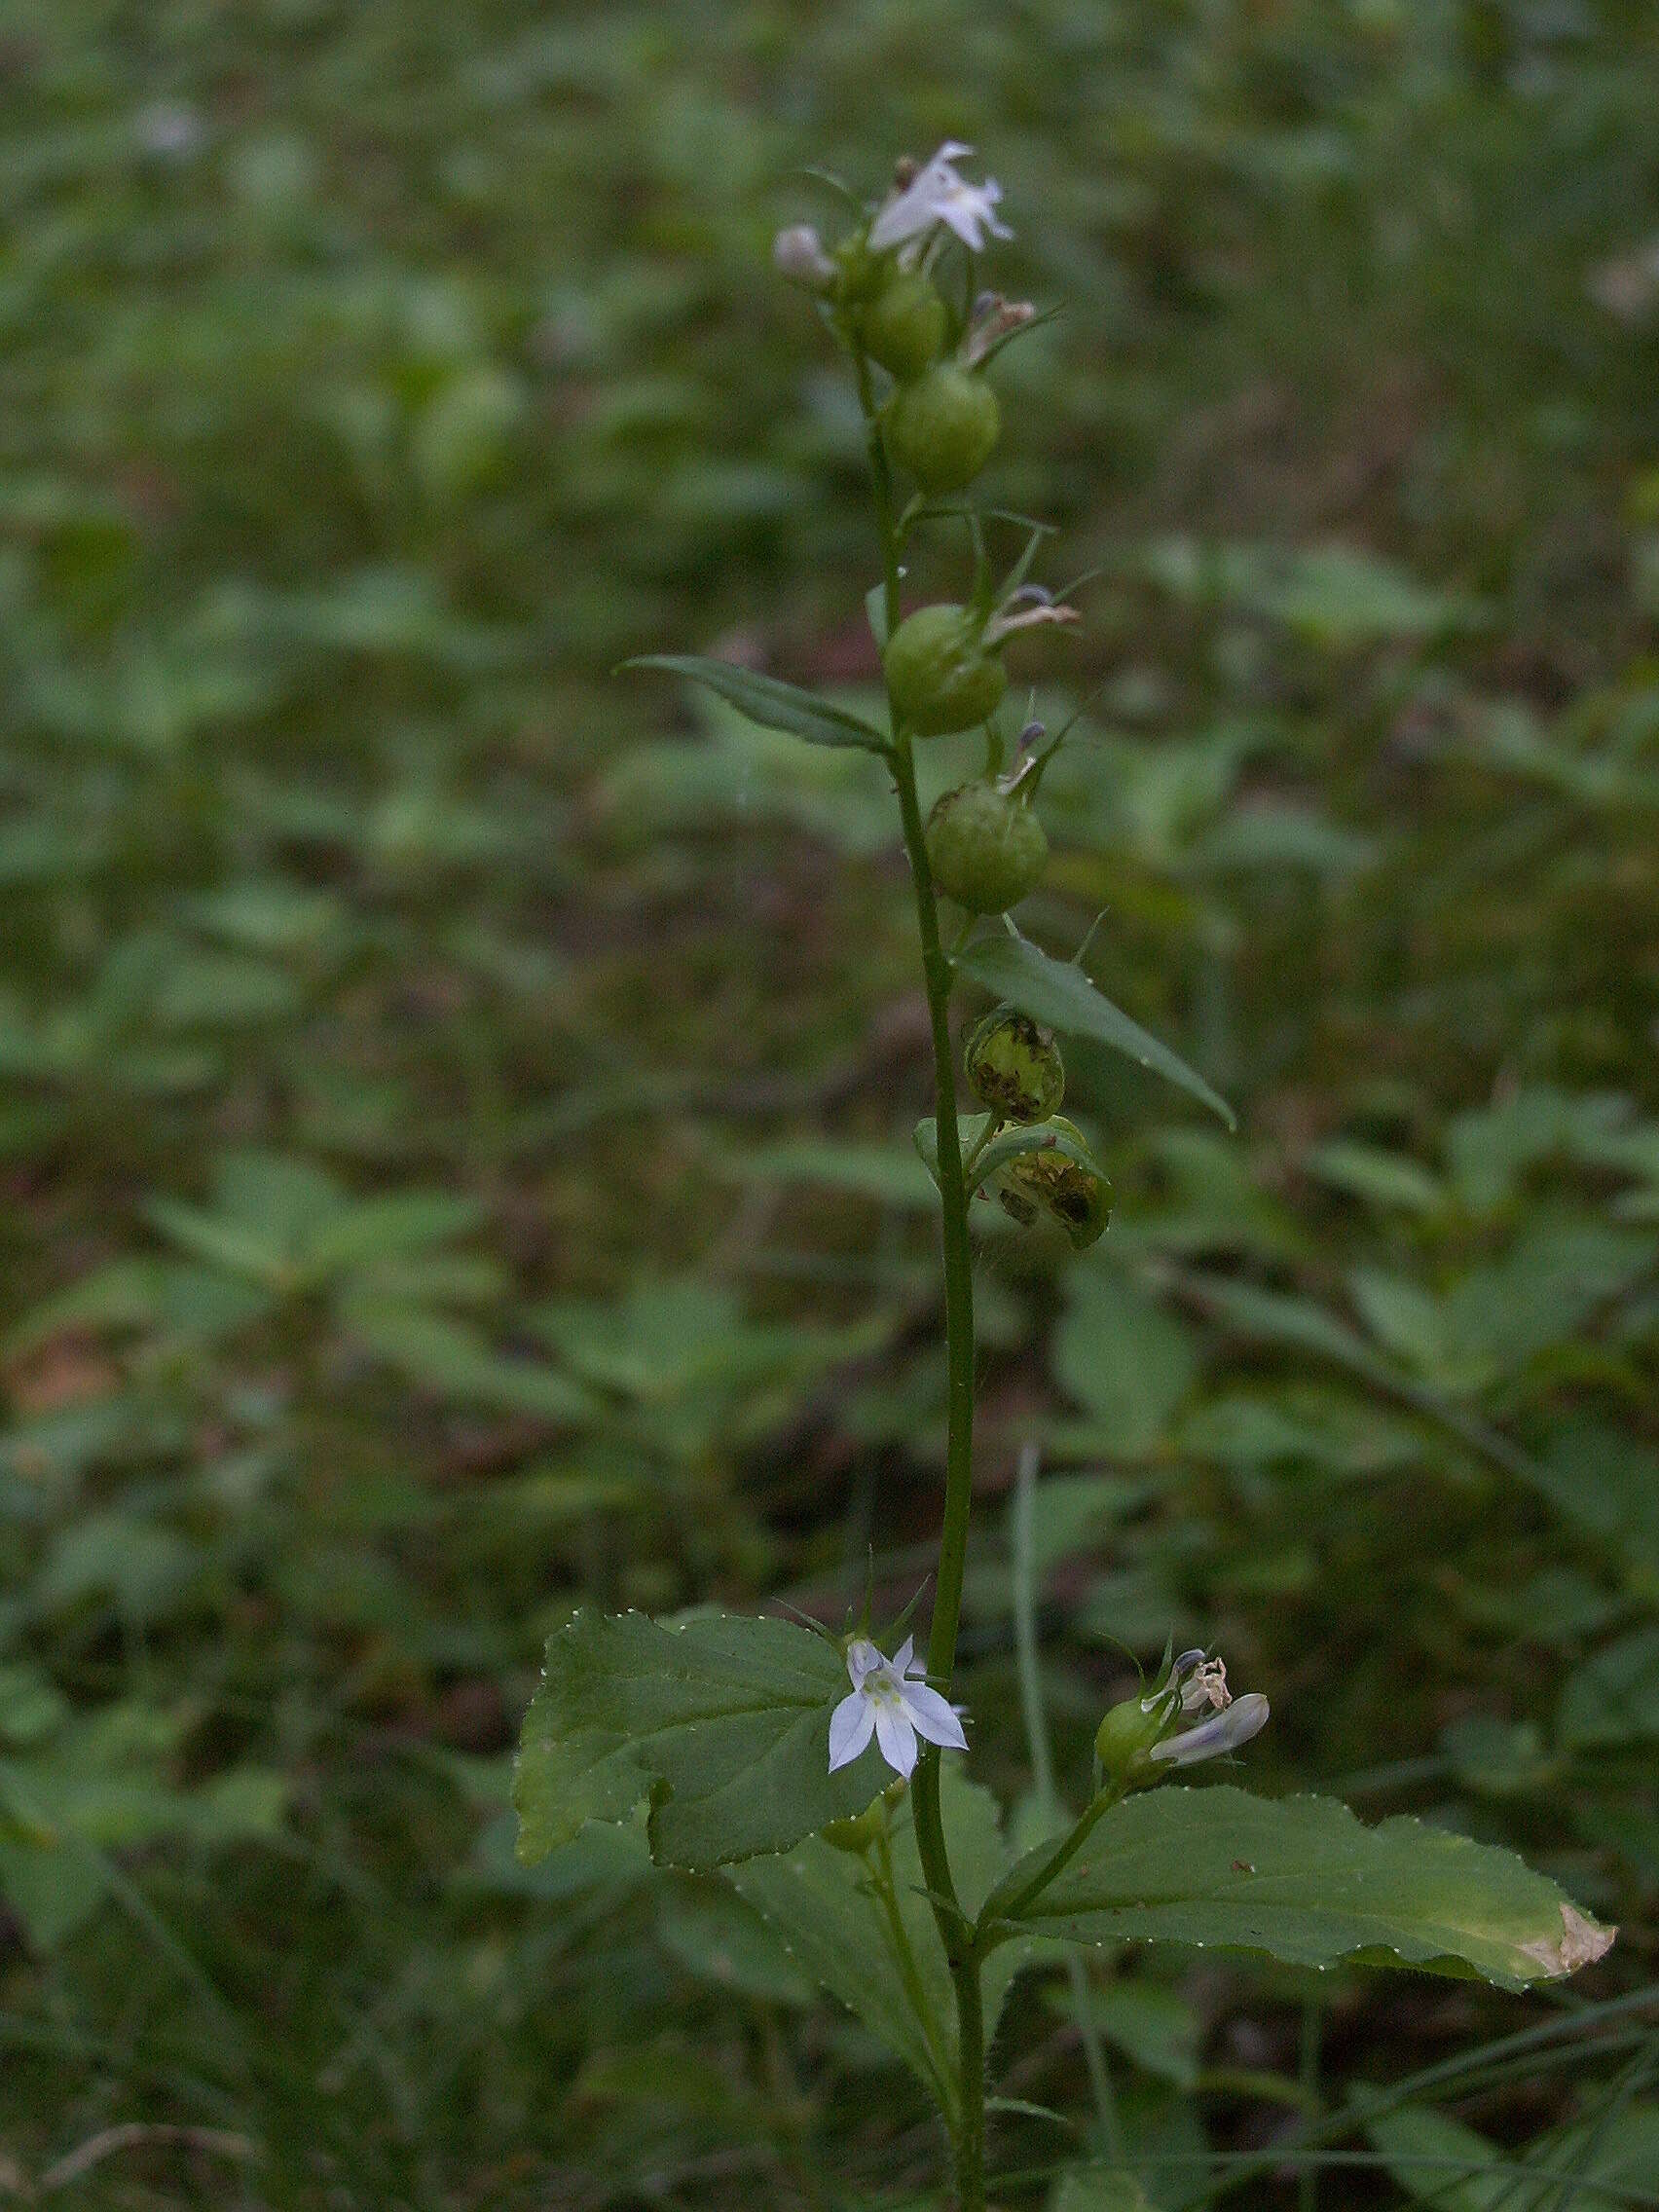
730, 1771, 1025, 2115
624, 655, 890, 754
513, 1611, 887, 1871
988, 1788, 1612, 1989
956, 935, 1235, 1127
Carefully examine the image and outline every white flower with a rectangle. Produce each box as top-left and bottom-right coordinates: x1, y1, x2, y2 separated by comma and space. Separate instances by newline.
1148, 1691, 1271, 1767
867, 143, 1013, 258
828, 1636, 969, 1780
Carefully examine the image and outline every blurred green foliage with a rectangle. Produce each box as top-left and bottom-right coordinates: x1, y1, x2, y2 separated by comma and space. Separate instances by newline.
1, 0, 1658, 2204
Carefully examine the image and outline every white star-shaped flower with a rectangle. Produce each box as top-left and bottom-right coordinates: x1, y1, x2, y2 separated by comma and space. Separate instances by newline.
867, 143, 1013, 257
828, 1636, 969, 1780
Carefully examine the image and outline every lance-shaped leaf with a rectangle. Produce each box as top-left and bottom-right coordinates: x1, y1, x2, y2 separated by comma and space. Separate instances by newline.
513, 1612, 888, 1872
984, 1787, 1612, 1990
955, 934, 1235, 1128
623, 655, 891, 755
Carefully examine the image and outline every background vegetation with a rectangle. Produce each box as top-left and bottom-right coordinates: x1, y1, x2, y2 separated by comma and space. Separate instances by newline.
2, 1, 1657, 2204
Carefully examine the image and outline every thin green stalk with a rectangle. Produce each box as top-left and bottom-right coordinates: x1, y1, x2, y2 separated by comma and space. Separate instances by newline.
871, 1826, 959, 2123
961, 1115, 1003, 1182
1298, 1999, 1322, 2212
1013, 1443, 1124, 2165
987, 1778, 1125, 1935
858, 342, 984, 2212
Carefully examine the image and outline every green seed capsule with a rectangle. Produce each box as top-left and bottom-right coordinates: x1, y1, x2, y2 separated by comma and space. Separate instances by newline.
859, 270, 948, 381
926, 781, 1049, 913
996, 1115, 1112, 1249
883, 604, 1007, 736
965, 1006, 1065, 1124
830, 232, 886, 307
884, 362, 1001, 492
1095, 1695, 1165, 1786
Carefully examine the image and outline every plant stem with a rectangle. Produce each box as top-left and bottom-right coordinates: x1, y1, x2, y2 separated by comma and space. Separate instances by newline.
858, 343, 985, 2212
1012, 1444, 1124, 2164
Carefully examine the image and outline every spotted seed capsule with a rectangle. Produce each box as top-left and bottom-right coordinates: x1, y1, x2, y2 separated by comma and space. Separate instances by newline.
859, 269, 948, 382
996, 1115, 1112, 1249
884, 361, 1001, 493
883, 604, 1007, 736
926, 780, 1048, 913
965, 1006, 1065, 1124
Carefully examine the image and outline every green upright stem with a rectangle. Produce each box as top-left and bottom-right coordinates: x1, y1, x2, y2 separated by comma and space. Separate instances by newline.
858, 344, 985, 2212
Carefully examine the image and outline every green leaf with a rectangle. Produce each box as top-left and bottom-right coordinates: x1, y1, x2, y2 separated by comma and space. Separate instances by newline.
623, 655, 891, 754
656, 1872, 818, 2007
1052, 1265, 1198, 1456
987, 1788, 1613, 1989
302, 1190, 484, 1275
1557, 1628, 1659, 1749
513, 1611, 887, 1871
719, 1139, 936, 1210
955, 935, 1235, 1128
730, 1771, 1025, 2115
1051, 2169, 1163, 2212
1367, 2106, 1508, 2212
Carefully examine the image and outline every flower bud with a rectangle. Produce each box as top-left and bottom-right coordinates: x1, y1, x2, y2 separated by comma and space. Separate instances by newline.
965, 1006, 1064, 1124
996, 1116, 1111, 1247
858, 269, 948, 381
773, 224, 836, 290
883, 603, 1008, 736
884, 362, 1001, 492
926, 781, 1049, 913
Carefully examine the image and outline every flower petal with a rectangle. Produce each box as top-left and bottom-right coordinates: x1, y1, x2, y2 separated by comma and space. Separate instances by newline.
1149, 1692, 1270, 1766
828, 1690, 877, 1773
900, 1682, 969, 1752
893, 1635, 916, 1677
845, 1638, 883, 1689
874, 1701, 919, 1779
868, 143, 1008, 255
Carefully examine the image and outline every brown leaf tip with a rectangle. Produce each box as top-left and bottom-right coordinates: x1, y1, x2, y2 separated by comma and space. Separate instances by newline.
1522, 1902, 1616, 1977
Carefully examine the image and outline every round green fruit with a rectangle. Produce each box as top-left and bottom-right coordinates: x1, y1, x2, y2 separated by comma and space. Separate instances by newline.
883, 604, 1007, 736
859, 270, 948, 381
996, 1115, 1112, 1249
884, 362, 1000, 492
1095, 1695, 1165, 1786
964, 1006, 1065, 1124
926, 781, 1049, 913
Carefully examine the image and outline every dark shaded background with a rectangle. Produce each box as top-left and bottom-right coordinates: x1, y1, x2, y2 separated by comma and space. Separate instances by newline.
2, 3, 1657, 2206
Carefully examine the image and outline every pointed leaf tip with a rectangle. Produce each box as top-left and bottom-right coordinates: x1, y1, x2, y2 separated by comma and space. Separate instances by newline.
622, 655, 891, 755
956, 933, 1236, 1127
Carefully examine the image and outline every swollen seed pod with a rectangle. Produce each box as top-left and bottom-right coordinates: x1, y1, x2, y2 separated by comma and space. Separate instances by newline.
1095, 1695, 1168, 1787
859, 269, 948, 381
830, 231, 886, 307
965, 1006, 1065, 1124
884, 604, 1007, 736
926, 781, 1049, 913
884, 362, 1001, 492
996, 1116, 1111, 1249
